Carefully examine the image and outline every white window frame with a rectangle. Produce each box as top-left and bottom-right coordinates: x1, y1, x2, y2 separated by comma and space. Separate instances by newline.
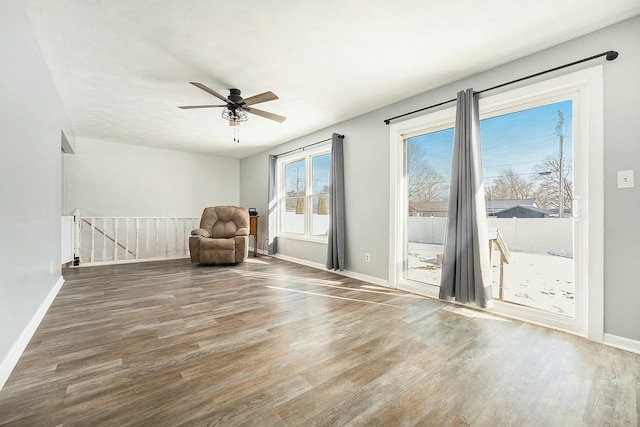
276, 144, 331, 243
389, 65, 604, 340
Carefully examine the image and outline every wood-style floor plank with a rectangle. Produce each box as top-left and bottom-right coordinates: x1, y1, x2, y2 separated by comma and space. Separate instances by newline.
0, 256, 639, 426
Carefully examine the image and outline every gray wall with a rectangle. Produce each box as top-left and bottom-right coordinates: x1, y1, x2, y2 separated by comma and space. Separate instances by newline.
0, 0, 73, 369
240, 16, 640, 341
600, 18, 640, 342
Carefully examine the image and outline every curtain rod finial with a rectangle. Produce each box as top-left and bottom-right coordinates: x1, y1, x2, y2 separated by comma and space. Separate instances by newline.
606, 51, 619, 61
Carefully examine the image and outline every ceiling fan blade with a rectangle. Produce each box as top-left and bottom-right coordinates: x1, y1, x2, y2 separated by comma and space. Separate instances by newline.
244, 106, 286, 123
189, 82, 231, 103
178, 104, 226, 109
240, 91, 279, 106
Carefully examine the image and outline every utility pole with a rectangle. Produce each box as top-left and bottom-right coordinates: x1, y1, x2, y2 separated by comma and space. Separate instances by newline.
294, 166, 304, 214
555, 111, 564, 218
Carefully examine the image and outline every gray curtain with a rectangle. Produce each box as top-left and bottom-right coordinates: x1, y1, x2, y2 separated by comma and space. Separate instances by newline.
267, 154, 278, 255
326, 133, 345, 270
439, 89, 493, 308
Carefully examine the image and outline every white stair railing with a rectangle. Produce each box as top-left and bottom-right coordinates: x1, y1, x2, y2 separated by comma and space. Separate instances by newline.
75, 217, 199, 266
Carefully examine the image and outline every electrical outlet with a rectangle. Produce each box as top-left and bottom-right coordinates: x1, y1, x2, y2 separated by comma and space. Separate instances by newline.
365, 253, 370, 262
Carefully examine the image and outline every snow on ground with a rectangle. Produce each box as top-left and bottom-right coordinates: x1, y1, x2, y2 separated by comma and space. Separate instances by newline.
407, 242, 574, 317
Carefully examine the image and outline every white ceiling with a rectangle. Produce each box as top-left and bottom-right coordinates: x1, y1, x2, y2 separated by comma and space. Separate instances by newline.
23, 0, 640, 158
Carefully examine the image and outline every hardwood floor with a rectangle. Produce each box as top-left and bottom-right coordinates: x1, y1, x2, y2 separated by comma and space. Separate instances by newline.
1, 257, 638, 426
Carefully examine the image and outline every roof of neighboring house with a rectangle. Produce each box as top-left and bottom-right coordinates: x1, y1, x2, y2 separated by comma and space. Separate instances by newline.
486, 198, 538, 213
410, 198, 540, 214
409, 200, 449, 213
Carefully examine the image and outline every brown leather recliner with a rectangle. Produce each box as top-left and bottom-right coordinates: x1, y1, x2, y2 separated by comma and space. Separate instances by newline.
189, 206, 249, 264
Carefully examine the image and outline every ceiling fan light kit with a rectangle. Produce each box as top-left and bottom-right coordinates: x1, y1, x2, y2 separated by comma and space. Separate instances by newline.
221, 105, 248, 124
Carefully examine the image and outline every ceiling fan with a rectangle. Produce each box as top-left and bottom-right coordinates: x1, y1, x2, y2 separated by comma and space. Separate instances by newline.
179, 82, 286, 126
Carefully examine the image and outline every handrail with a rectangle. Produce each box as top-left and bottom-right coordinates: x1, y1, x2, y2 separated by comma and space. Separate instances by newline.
493, 229, 511, 264
82, 218, 135, 256
489, 228, 511, 300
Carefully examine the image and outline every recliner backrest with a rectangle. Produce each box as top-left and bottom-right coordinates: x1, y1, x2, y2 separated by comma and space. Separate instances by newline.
199, 206, 249, 238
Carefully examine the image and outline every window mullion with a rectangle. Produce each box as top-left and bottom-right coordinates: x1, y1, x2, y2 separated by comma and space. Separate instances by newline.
278, 162, 284, 236
305, 153, 312, 237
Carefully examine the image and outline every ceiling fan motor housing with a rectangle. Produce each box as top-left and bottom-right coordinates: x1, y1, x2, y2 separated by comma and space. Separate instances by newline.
228, 88, 243, 103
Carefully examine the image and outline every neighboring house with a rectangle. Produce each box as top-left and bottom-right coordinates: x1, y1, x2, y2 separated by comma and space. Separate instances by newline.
410, 198, 551, 218
409, 200, 449, 217
491, 205, 550, 218
487, 198, 552, 218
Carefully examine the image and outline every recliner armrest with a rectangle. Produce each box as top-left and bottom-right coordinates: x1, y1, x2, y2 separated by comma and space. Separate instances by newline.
191, 228, 211, 238
235, 227, 249, 236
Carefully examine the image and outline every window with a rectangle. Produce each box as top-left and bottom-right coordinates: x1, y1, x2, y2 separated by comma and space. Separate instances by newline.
278, 146, 331, 240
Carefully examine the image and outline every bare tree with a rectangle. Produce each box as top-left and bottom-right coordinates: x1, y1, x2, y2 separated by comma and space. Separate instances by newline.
286, 165, 305, 212
534, 155, 573, 212
317, 185, 329, 215
407, 143, 447, 203
286, 165, 305, 197
486, 168, 538, 200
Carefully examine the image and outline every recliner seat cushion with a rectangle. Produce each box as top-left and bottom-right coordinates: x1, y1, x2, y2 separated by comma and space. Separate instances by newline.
198, 237, 235, 264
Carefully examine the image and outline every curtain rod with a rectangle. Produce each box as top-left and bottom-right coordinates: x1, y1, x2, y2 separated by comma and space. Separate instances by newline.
383, 50, 618, 125
273, 134, 344, 158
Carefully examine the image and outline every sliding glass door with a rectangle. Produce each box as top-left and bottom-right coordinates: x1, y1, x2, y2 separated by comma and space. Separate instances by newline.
482, 99, 575, 318
390, 66, 604, 337
402, 93, 581, 326
404, 127, 453, 290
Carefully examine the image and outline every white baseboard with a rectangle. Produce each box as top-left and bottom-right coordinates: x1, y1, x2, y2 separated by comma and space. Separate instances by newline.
0, 276, 64, 390
604, 333, 640, 355
271, 253, 390, 288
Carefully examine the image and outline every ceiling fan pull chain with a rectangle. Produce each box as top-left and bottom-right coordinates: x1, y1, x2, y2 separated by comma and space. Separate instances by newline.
233, 123, 240, 143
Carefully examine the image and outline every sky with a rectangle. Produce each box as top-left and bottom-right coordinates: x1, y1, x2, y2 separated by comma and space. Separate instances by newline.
408, 99, 573, 184
284, 153, 330, 194
285, 99, 573, 197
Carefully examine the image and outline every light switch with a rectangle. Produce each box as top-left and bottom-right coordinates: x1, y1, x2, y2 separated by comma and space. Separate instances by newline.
617, 170, 634, 189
